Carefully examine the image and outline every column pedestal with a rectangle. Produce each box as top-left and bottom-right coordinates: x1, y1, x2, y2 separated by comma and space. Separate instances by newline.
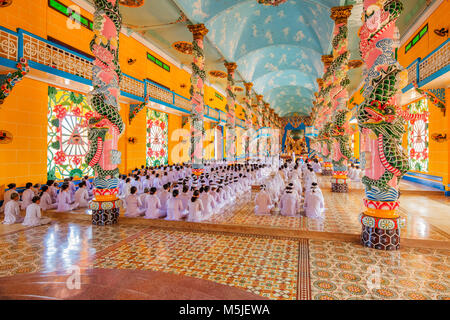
359, 199, 404, 250
331, 170, 348, 193
322, 163, 333, 176
89, 188, 121, 225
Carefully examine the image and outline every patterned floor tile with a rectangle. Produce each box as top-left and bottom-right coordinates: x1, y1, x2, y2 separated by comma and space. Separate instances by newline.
94, 228, 302, 300
309, 240, 450, 300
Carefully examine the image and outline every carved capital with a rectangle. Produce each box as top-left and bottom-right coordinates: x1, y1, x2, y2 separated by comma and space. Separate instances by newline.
224, 62, 237, 74
244, 82, 253, 94
330, 5, 353, 24
187, 23, 209, 40
321, 55, 333, 67
348, 59, 363, 69
317, 78, 324, 88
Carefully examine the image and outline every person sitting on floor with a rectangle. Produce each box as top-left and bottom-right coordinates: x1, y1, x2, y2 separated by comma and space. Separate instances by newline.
0, 183, 18, 213
56, 184, 75, 212
22, 196, 52, 227
166, 189, 185, 221
74, 182, 90, 209
39, 185, 58, 211
144, 187, 164, 219
254, 184, 273, 215
21, 182, 34, 210
304, 183, 325, 219
157, 183, 171, 216
279, 189, 299, 217
124, 186, 145, 218
3, 192, 23, 225
187, 190, 204, 223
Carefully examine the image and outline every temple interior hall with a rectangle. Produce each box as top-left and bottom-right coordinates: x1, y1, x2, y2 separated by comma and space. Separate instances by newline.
0, 0, 449, 302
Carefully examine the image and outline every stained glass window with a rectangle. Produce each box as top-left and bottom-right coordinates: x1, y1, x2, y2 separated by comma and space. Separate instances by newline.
407, 99, 429, 172
146, 108, 168, 166
47, 86, 96, 179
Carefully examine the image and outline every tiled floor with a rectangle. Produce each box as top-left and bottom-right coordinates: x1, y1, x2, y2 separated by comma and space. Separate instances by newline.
0, 217, 449, 300
309, 240, 449, 300
0, 174, 449, 300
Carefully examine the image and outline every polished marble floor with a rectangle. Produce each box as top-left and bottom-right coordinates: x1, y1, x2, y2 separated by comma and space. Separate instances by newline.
0, 175, 449, 300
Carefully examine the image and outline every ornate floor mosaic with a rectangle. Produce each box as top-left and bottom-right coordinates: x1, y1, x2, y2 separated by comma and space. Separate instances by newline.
93, 228, 305, 300
202, 177, 449, 241
0, 217, 449, 300
0, 219, 147, 278
309, 240, 450, 300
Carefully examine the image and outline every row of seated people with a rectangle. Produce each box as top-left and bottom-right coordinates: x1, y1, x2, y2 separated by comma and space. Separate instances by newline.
0, 161, 274, 226
122, 162, 274, 221
255, 159, 325, 219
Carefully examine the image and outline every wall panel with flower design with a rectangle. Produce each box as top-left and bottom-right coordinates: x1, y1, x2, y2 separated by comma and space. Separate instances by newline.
47, 86, 97, 180
407, 99, 429, 172
146, 108, 168, 167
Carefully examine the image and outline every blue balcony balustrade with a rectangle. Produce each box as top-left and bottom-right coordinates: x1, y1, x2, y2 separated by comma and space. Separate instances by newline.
0, 26, 279, 127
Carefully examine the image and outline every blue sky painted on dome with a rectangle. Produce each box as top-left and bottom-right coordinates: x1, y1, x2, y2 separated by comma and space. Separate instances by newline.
174, 0, 342, 116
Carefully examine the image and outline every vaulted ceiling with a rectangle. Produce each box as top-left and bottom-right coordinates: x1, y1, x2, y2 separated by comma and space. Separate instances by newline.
104, 0, 435, 118
174, 0, 351, 116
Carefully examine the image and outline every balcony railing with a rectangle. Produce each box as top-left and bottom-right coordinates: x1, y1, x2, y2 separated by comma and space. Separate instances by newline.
0, 26, 250, 128
0, 26, 18, 62
403, 38, 450, 92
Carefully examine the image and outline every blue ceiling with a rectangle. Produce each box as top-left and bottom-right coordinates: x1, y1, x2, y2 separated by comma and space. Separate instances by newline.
173, 0, 343, 116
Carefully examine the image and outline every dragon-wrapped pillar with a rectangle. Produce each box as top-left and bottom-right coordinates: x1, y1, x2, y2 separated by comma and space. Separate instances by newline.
243, 82, 254, 161
358, 0, 408, 250
224, 62, 237, 164
87, 0, 124, 225
187, 24, 208, 176
330, 110, 352, 192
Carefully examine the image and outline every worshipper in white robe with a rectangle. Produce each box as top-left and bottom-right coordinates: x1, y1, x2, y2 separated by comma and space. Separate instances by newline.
304, 168, 318, 191
74, 182, 90, 208
56, 184, 76, 212
352, 166, 362, 182
254, 185, 273, 215
20, 182, 35, 210
157, 183, 171, 216
144, 187, 165, 219
0, 183, 18, 213
304, 184, 325, 219
199, 186, 215, 220
178, 185, 191, 215
3, 192, 23, 224
139, 188, 149, 211
68, 178, 76, 203
83, 176, 94, 197
292, 177, 303, 197
49, 182, 59, 203
22, 196, 52, 227
348, 164, 356, 180
312, 159, 322, 173
216, 186, 227, 211
166, 190, 185, 221
124, 186, 145, 217
279, 190, 299, 217
187, 190, 204, 223
39, 186, 58, 211
152, 174, 163, 189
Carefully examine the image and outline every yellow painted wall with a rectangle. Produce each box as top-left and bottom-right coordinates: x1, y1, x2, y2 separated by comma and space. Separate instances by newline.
0, 78, 48, 187
398, 0, 450, 68
168, 113, 182, 165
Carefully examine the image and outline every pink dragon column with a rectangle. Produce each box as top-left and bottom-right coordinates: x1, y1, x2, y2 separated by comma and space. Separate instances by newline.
243, 82, 254, 161
255, 94, 264, 159
87, 0, 124, 225
224, 62, 237, 164
187, 24, 208, 176
358, 0, 409, 250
